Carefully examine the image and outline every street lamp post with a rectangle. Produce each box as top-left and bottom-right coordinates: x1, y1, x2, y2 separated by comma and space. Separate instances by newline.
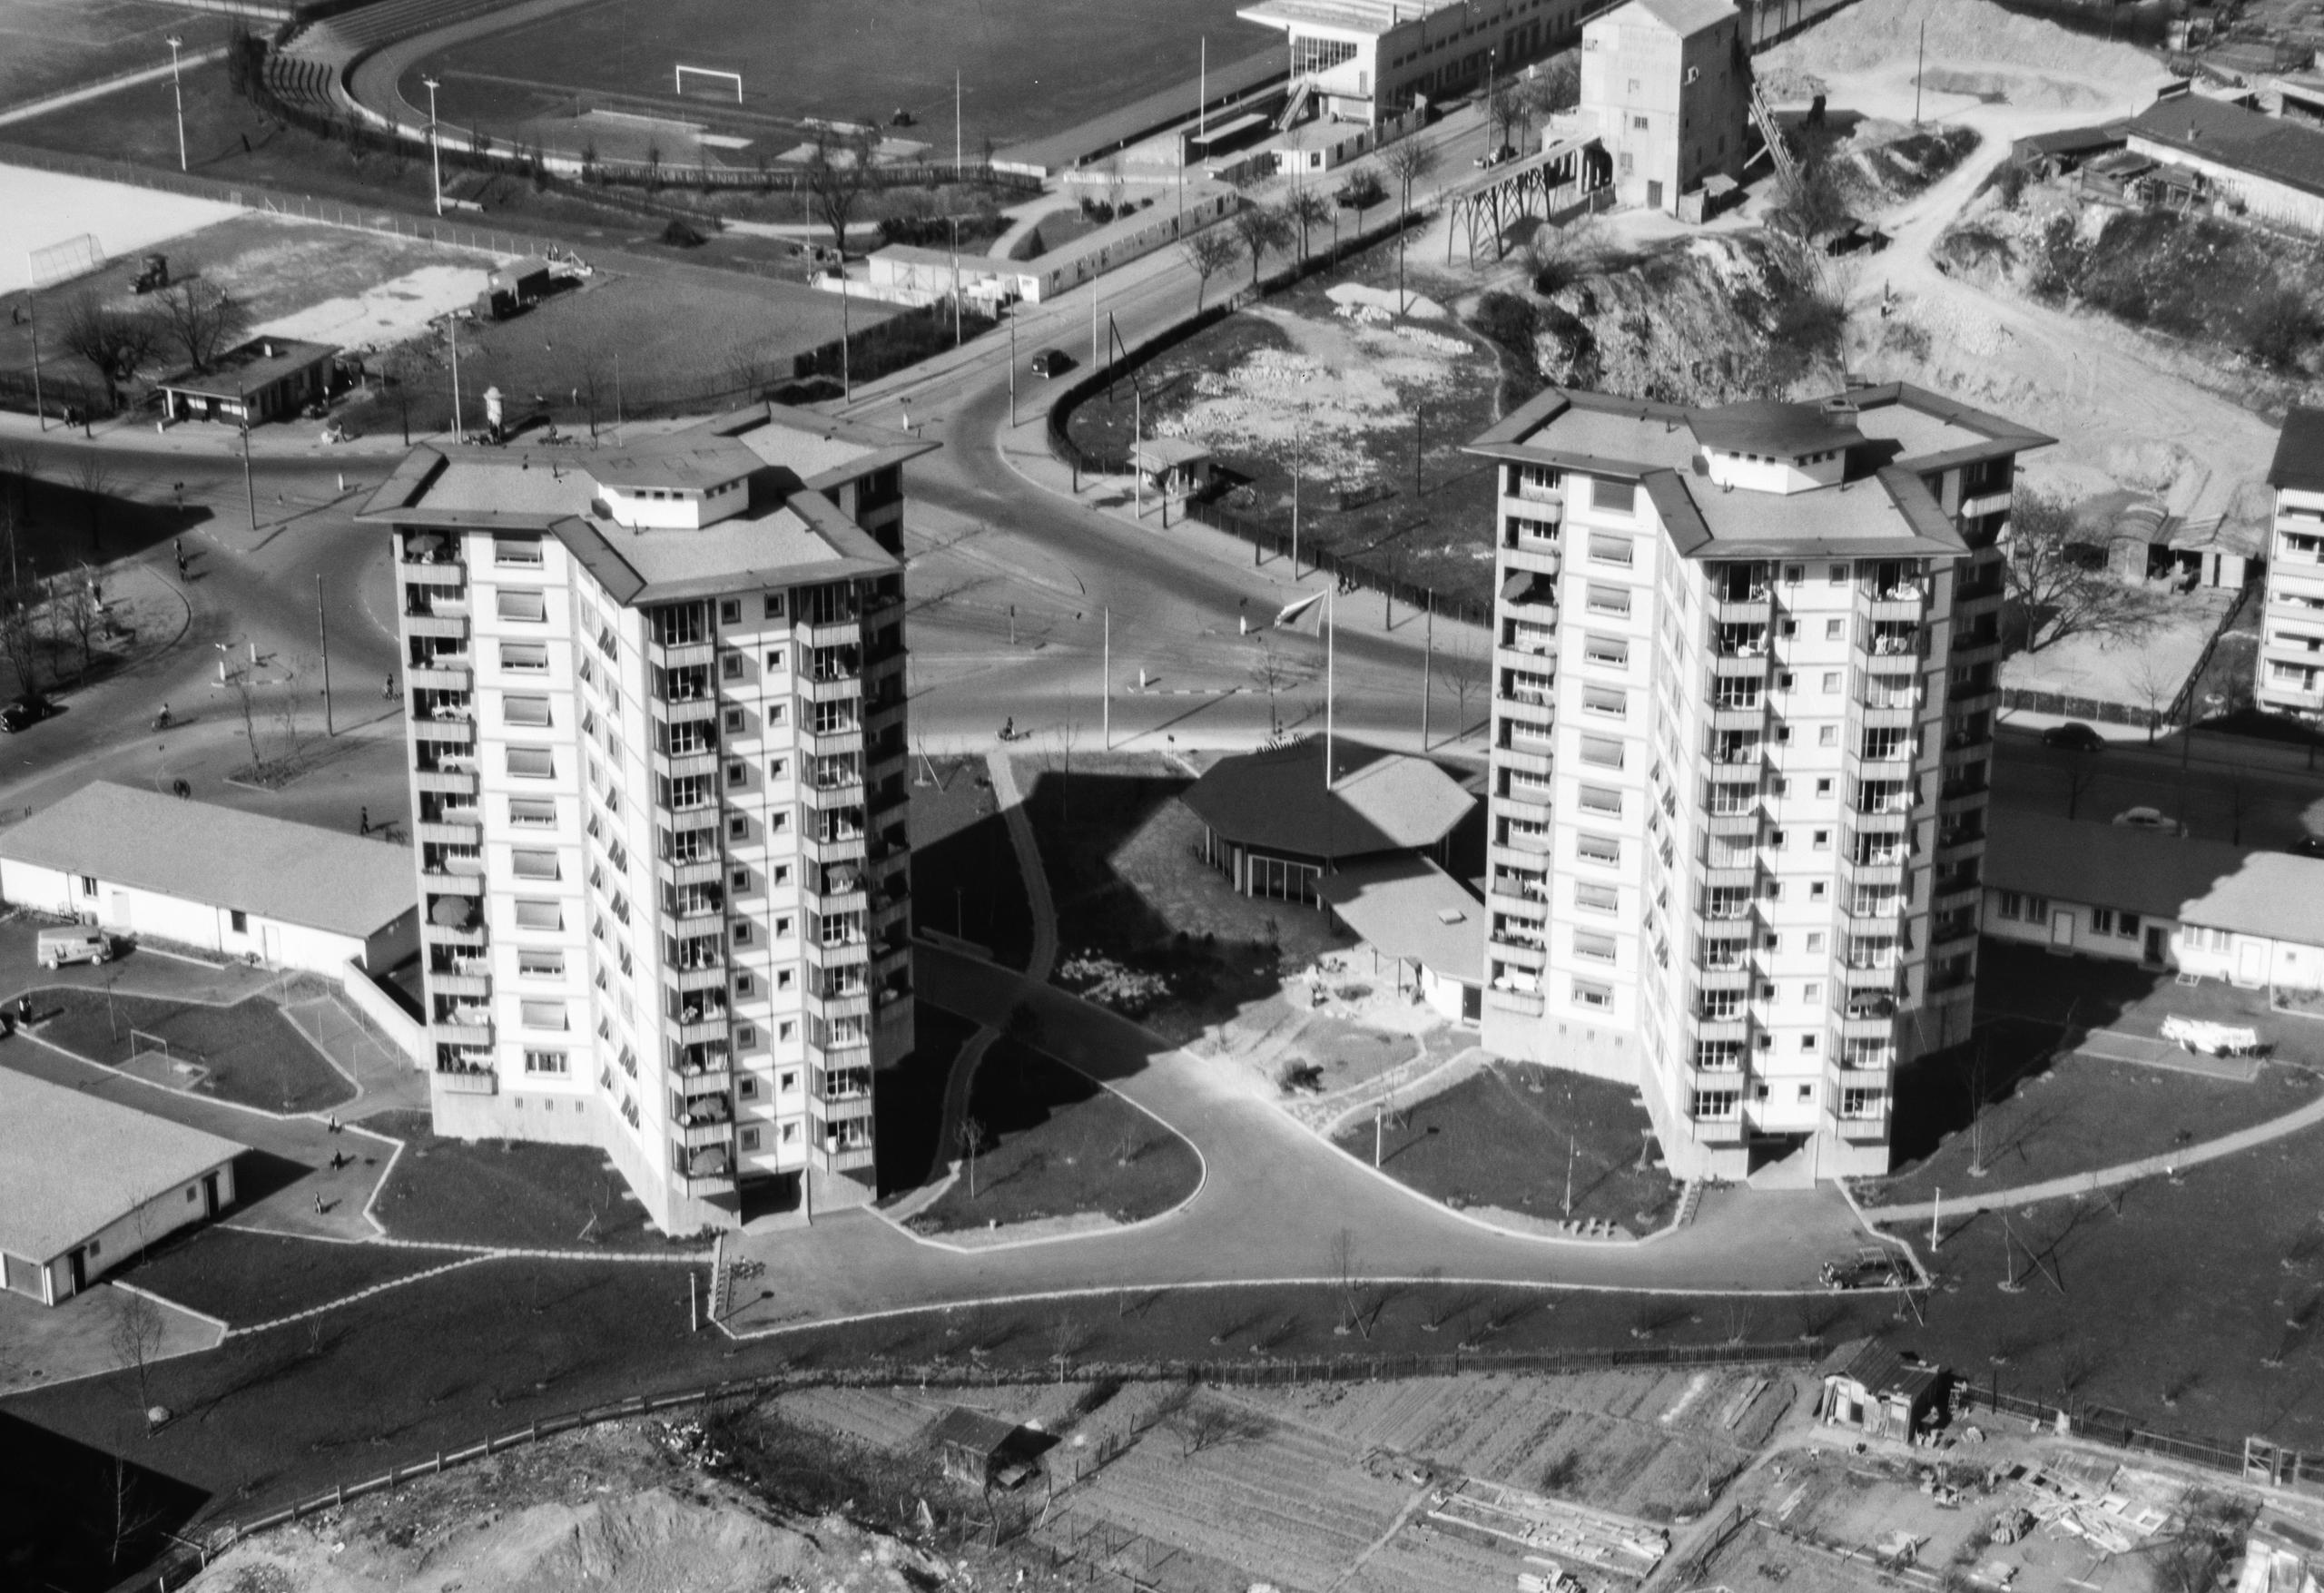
165, 34, 187, 172
421, 75, 445, 218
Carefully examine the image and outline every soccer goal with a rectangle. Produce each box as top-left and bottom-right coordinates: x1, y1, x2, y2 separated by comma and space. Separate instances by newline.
27, 232, 105, 291
675, 64, 743, 102
128, 1028, 172, 1065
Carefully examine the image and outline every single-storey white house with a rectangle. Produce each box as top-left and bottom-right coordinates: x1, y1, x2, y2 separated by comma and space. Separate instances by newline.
0, 782, 419, 975
0, 1068, 242, 1305
1316, 854, 1485, 1023
1981, 811, 2324, 988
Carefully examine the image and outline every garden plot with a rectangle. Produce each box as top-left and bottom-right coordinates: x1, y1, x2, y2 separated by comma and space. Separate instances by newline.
1058, 1399, 1417, 1590
1233, 1369, 1794, 1521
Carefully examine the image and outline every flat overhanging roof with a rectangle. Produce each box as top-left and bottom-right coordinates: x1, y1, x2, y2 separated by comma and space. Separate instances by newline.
1237, 0, 1464, 34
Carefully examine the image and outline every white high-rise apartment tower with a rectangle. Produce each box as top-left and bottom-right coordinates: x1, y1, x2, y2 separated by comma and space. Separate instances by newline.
2257, 407, 2324, 719
1466, 383, 2045, 1181
361, 403, 932, 1234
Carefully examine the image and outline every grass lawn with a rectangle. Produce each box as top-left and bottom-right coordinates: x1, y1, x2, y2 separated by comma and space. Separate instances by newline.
915, 1040, 1200, 1233
1882, 1114, 2324, 1452
28, 988, 352, 1116
1018, 752, 1353, 1047
367, 1108, 706, 1251
1062, 231, 1506, 608
872, 1002, 980, 1197
1337, 1058, 1679, 1233
122, 1227, 458, 1325
1867, 940, 2322, 1201
908, 756, 1034, 971
0, 0, 235, 108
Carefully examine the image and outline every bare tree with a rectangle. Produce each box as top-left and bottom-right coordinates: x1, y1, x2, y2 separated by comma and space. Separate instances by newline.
1524, 52, 1581, 117
1047, 1313, 1093, 1383
231, 670, 267, 773
1379, 136, 1441, 310
109, 1283, 166, 1428
1230, 200, 1295, 290
1183, 229, 1242, 312
2128, 654, 2177, 742
1772, 148, 1851, 243
1329, 1226, 1372, 1339
806, 122, 883, 257
0, 579, 44, 699
56, 292, 159, 412
960, 1114, 985, 1198
153, 280, 249, 373
1431, 629, 1490, 743
2005, 488, 2168, 654
1489, 79, 1530, 152
1285, 188, 1332, 264
58, 564, 103, 681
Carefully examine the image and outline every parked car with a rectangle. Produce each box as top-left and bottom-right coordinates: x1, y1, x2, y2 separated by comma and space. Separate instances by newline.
2042, 721, 2105, 752
35, 927, 110, 969
2291, 834, 2324, 860
2112, 806, 2179, 831
1819, 1248, 1907, 1291
0, 694, 54, 733
1029, 349, 1072, 379
1473, 143, 1517, 169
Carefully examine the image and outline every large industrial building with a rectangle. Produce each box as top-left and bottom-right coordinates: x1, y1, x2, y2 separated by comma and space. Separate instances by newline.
359, 403, 931, 1235
2257, 405, 2324, 719
1577, 0, 1751, 214
1236, 0, 1590, 127
1464, 382, 2046, 1182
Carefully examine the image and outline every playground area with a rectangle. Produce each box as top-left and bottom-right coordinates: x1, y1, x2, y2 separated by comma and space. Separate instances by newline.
26, 983, 358, 1115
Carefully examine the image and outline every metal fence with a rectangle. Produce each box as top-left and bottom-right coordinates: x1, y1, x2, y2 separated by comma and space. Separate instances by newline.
1954, 1381, 2262, 1480
126, 1338, 1823, 1589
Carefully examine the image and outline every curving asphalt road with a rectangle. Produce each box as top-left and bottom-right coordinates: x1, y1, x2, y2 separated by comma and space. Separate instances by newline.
719, 943, 1877, 1336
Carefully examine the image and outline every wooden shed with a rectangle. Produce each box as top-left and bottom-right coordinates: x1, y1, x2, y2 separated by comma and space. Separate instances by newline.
926, 1407, 1040, 1488
1817, 1338, 1950, 1442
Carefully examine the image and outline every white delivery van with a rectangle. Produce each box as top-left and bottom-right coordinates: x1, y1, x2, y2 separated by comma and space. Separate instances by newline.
35, 926, 110, 969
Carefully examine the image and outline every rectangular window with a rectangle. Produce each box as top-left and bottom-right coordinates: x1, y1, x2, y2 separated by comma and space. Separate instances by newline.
722, 653, 746, 681
764, 595, 785, 619
509, 797, 556, 827
229, 909, 248, 933
1825, 618, 1845, 640
718, 599, 743, 625
517, 949, 564, 977
1582, 634, 1629, 668
2120, 912, 2141, 938
1576, 832, 1621, 866
1572, 978, 1613, 1009
726, 760, 749, 788
733, 920, 754, 947
523, 1048, 568, 1074
518, 999, 568, 1030
1585, 584, 1631, 617
1578, 784, 1623, 816
729, 815, 750, 840
493, 536, 544, 566
764, 647, 787, 672
1579, 734, 1624, 769
1575, 881, 1619, 914
511, 849, 559, 881
739, 1126, 762, 1151
515, 899, 561, 930
507, 746, 555, 780
1574, 930, 1617, 963
497, 589, 548, 624
1588, 532, 1634, 566
2092, 907, 2115, 934
504, 694, 551, 727
1582, 684, 1627, 718
500, 642, 549, 673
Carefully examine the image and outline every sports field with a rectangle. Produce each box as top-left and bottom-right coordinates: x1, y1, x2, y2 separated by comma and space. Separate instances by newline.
0, 162, 240, 295
0, 0, 233, 112
412, 0, 1275, 156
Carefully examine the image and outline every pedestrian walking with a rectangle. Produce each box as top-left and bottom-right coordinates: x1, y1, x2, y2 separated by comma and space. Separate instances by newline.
359, 805, 369, 836
383, 670, 396, 700
315, 1194, 325, 1215
175, 553, 187, 579
172, 536, 181, 562
16, 996, 30, 1027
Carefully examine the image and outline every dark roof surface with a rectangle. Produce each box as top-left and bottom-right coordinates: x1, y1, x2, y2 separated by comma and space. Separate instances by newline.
1689, 399, 1863, 458
2127, 94, 2324, 200
1983, 811, 2324, 943
1181, 739, 1474, 861
2270, 407, 2324, 494
157, 335, 337, 399
1820, 1337, 1945, 1400
927, 1407, 1020, 1453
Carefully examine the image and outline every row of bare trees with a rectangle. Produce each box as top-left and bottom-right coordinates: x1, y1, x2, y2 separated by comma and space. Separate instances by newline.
49, 283, 249, 413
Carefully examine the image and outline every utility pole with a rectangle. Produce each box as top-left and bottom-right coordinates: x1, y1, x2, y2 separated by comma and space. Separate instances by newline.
839, 270, 852, 400
1007, 307, 1016, 424
422, 74, 445, 217
1089, 285, 1099, 372
1913, 22, 1925, 126
950, 214, 961, 349
955, 69, 962, 174
1291, 466, 1300, 576
1101, 607, 1111, 751
166, 34, 187, 172
317, 574, 333, 736
1563, 1131, 1577, 1216
447, 316, 463, 444
25, 298, 44, 431
1931, 1186, 1941, 1252
1324, 588, 1335, 782
1421, 602, 1433, 749
240, 421, 257, 531
1133, 380, 1143, 521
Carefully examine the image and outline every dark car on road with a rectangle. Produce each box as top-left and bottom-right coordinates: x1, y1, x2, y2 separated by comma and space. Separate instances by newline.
2042, 721, 2105, 752
2294, 835, 2324, 860
1029, 349, 1073, 378
1819, 1249, 1908, 1291
0, 695, 54, 733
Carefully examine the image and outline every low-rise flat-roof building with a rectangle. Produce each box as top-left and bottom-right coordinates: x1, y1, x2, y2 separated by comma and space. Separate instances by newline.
1315, 854, 1486, 1022
155, 335, 337, 427
0, 782, 419, 976
1183, 738, 1475, 906
2259, 406, 2324, 717
0, 1069, 242, 1306
1980, 811, 2324, 987
1236, 0, 1583, 127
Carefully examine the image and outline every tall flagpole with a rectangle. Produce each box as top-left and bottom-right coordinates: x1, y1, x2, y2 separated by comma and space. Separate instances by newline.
1421, 602, 1432, 750
1324, 589, 1334, 786
956, 70, 962, 172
